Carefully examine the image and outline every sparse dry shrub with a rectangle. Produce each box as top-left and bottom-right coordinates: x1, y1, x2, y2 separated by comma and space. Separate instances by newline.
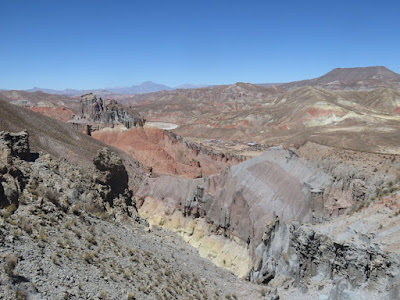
124, 270, 131, 279
86, 202, 105, 215
15, 290, 27, 300
100, 290, 107, 300
38, 228, 49, 242
3, 203, 17, 218
98, 211, 111, 220
13, 229, 22, 238
45, 188, 60, 207
70, 202, 84, 216
19, 217, 33, 234
73, 228, 82, 239
82, 251, 95, 264
4, 253, 17, 277
52, 255, 58, 265
127, 292, 136, 300
85, 234, 97, 246
57, 238, 66, 248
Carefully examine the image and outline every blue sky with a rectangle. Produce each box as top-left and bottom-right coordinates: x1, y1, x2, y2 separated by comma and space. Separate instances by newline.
1, 0, 399, 89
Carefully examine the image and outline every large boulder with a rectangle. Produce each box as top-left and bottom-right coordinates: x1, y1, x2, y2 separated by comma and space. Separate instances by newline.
0, 131, 31, 208
0, 130, 30, 162
93, 147, 129, 201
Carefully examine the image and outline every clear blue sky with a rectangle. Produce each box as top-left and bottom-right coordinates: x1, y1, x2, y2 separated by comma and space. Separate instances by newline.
1, 0, 399, 89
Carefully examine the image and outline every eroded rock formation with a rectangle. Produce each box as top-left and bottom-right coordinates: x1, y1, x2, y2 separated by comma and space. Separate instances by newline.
250, 220, 400, 292
72, 93, 145, 129
136, 144, 400, 299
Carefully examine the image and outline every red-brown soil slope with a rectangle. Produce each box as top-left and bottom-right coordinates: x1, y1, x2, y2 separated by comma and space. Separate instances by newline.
91, 126, 244, 178
28, 106, 75, 122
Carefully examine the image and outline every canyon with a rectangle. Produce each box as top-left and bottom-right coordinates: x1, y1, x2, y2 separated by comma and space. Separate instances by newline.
1, 66, 400, 299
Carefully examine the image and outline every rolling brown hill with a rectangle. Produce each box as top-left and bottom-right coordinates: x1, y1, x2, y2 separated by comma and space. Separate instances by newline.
4, 67, 400, 156
0, 90, 80, 110
125, 81, 400, 154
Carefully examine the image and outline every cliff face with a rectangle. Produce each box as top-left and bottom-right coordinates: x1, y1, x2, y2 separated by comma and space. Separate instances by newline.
74, 93, 145, 129
136, 144, 400, 299
91, 126, 245, 178
249, 219, 400, 299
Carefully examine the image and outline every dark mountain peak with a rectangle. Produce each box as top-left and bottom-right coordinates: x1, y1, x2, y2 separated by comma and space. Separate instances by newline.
282, 66, 400, 90
321, 66, 400, 81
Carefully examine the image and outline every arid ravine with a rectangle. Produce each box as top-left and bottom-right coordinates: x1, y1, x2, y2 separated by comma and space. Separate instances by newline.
136, 142, 400, 299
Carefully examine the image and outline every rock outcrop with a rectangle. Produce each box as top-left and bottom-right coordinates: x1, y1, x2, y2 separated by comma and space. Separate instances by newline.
0, 130, 143, 224
0, 131, 31, 208
72, 93, 145, 129
136, 144, 400, 299
250, 220, 400, 299
0, 130, 30, 161
93, 148, 129, 200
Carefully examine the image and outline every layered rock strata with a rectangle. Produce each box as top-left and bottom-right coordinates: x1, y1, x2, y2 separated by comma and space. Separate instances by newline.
136, 145, 400, 298
92, 126, 245, 178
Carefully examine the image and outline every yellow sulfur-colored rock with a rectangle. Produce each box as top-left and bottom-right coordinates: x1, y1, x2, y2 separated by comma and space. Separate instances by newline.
138, 197, 252, 278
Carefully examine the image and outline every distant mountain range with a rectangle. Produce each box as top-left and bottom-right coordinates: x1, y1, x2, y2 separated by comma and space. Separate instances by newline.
19, 66, 400, 98
24, 82, 208, 97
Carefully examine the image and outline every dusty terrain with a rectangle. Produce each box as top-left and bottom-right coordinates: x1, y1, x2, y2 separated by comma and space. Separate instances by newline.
2, 66, 400, 299
0, 131, 261, 299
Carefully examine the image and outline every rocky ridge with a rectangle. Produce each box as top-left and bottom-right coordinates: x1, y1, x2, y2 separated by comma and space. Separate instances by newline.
0, 131, 261, 299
